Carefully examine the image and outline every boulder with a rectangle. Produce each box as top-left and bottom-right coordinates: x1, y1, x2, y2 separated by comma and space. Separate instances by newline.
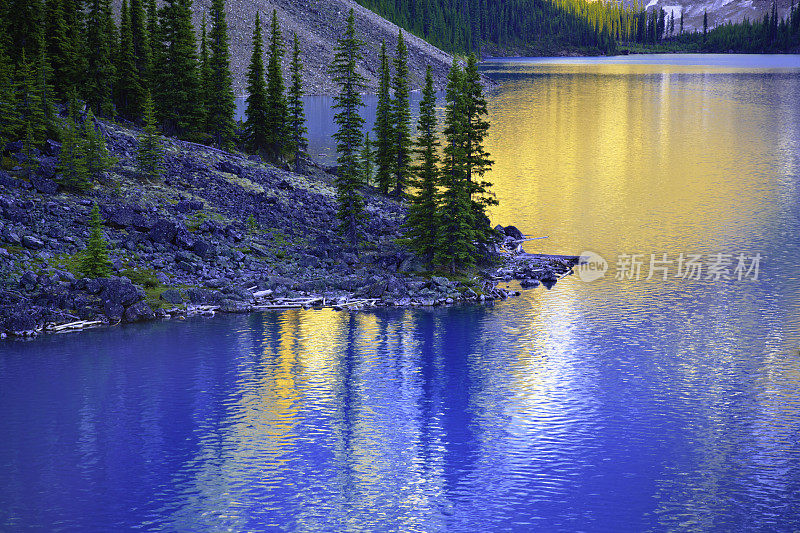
22, 235, 45, 249
430, 276, 451, 288
98, 278, 146, 306
192, 240, 213, 258
3, 312, 37, 334
503, 225, 524, 240
123, 302, 155, 322
148, 219, 179, 244
186, 288, 223, 304
29, 174, 59, 195
175, 230, 196, 250
217, 160, 242, 175
105, 205, 137, 228
103, 301, 125, 320
176, 199, 203, 213
160, 288, 183, 304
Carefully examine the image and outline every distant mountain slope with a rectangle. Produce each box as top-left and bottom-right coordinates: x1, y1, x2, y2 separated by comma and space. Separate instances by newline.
189, 0, 455, 95
632, 0, 792, 33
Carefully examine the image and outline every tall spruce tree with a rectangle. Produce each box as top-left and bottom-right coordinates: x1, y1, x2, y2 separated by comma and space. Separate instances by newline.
85, 0, 116, 116
145, 0, 158, 88
264, 9, 288, 160
44, 0, 75, 99
130, 0, 150, 90
80, 203, 114, 278
116, 0, 141, 119
154, 0, 203, 137
137, 92, 163, 181
360, 131, 374, 185
373, 40, 393, 194
15, 51, 47, 145
59, 110, 91, 192
287, 32, 308, 172
198, 14, 211, 132
83, 110, 116, 179
462, 53, 495, 239
330, 9, 367, 248
404, 67, 440, 265
207, 0, 236, 147
245, 12, 269, 154
435, 59, 477, 273
0, 44, 20, 149
391, 30, 412, 197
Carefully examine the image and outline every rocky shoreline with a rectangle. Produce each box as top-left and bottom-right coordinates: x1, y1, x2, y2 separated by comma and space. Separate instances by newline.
0, 118, 579, 340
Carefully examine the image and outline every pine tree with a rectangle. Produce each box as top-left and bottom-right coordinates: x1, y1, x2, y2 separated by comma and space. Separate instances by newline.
64, 0, 88, 99
15, 51, 47, 145
404, 67, 440, 265
373, 40, 393, 194
198, 14, 211, 132
206, 0, 236, 148
462, 53, 495, 239
360, 131, 374, 185
116, 0, 142, 120
33, 26, 55, 131
703, 11, 708, 43
80, 202, 114, 278
264, 9, 288, 160
154, 0, 203, 137
287, 32, 308, 172
435, 59, 476, 273
245, 12, 269, 154
391, 29, 412, 197
58, 111, 91, 192
130, 0, 150, 90
145, 0, 158, 89
83, 110, 116, 179
44, 0, 75, 99
137, 92, 163, 181
330, 9, 367, 248
0, 44, 20, 149
85, 0, 116, 116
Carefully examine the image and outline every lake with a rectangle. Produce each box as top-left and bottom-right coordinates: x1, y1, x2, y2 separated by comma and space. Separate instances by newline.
3, 55, 800, 531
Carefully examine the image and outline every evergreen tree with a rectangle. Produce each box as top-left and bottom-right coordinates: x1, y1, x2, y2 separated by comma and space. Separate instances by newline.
330, 9, 367, 248
198, 14, 211, 131
116, 0, 142, 119
287, 32, 308, 172
206, 0, 236, 147
33, 26, 55, 130
0, 44, 20, 149
154, 0, 203, 137
404, 67, 440, 265
703, 10, 708, 42
360, 131, 374, 185
136, 92, 163, 181
462, 53, 495, 238
373, 40, 393, 194
85, 0, 116, 116
44, 0, 76, 99
15, 51, 47, 145
264, 9, 288, 160
58, 111, 91, 192
680, 10, 684, 34
83, 110, 116, 179
145, 0, 158, 88
80, 203, 114, 278
391, 29, 412, 197
435, 59, 476, 273
245, 12, 269, 154
130, 0, 150, 89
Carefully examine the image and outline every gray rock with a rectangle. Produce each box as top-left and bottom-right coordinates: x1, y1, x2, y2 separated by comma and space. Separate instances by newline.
103, 301, 125, 320
430, 276, 451, 288
192, 240, 213, 258
148, 219, 179, 244
43, 139, 62, 156
186, 288, 223, 304
99, 278, 146, 306
160, 288, 183, 304
22, 235, 45, 249
504, 225, 524, 240
29, 175, 59, 195
123, 302, 155, 323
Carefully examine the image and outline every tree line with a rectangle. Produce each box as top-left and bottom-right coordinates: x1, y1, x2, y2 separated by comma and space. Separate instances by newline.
355, 0, 617, 55
355, 0, 800, 54
332, 11, 497, 272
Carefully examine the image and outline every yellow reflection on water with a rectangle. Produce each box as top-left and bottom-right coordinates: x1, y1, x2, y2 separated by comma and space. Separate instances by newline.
485, 62, 794, 258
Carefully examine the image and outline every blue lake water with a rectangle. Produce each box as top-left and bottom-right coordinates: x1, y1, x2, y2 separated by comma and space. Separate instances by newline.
3, 55, 800, 531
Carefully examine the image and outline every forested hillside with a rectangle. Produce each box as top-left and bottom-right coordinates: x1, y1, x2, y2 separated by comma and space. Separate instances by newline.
355, 0, 617, 55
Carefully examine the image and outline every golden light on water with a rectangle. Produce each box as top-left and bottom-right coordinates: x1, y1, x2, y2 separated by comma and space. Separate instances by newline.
484, 62, 791, 258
